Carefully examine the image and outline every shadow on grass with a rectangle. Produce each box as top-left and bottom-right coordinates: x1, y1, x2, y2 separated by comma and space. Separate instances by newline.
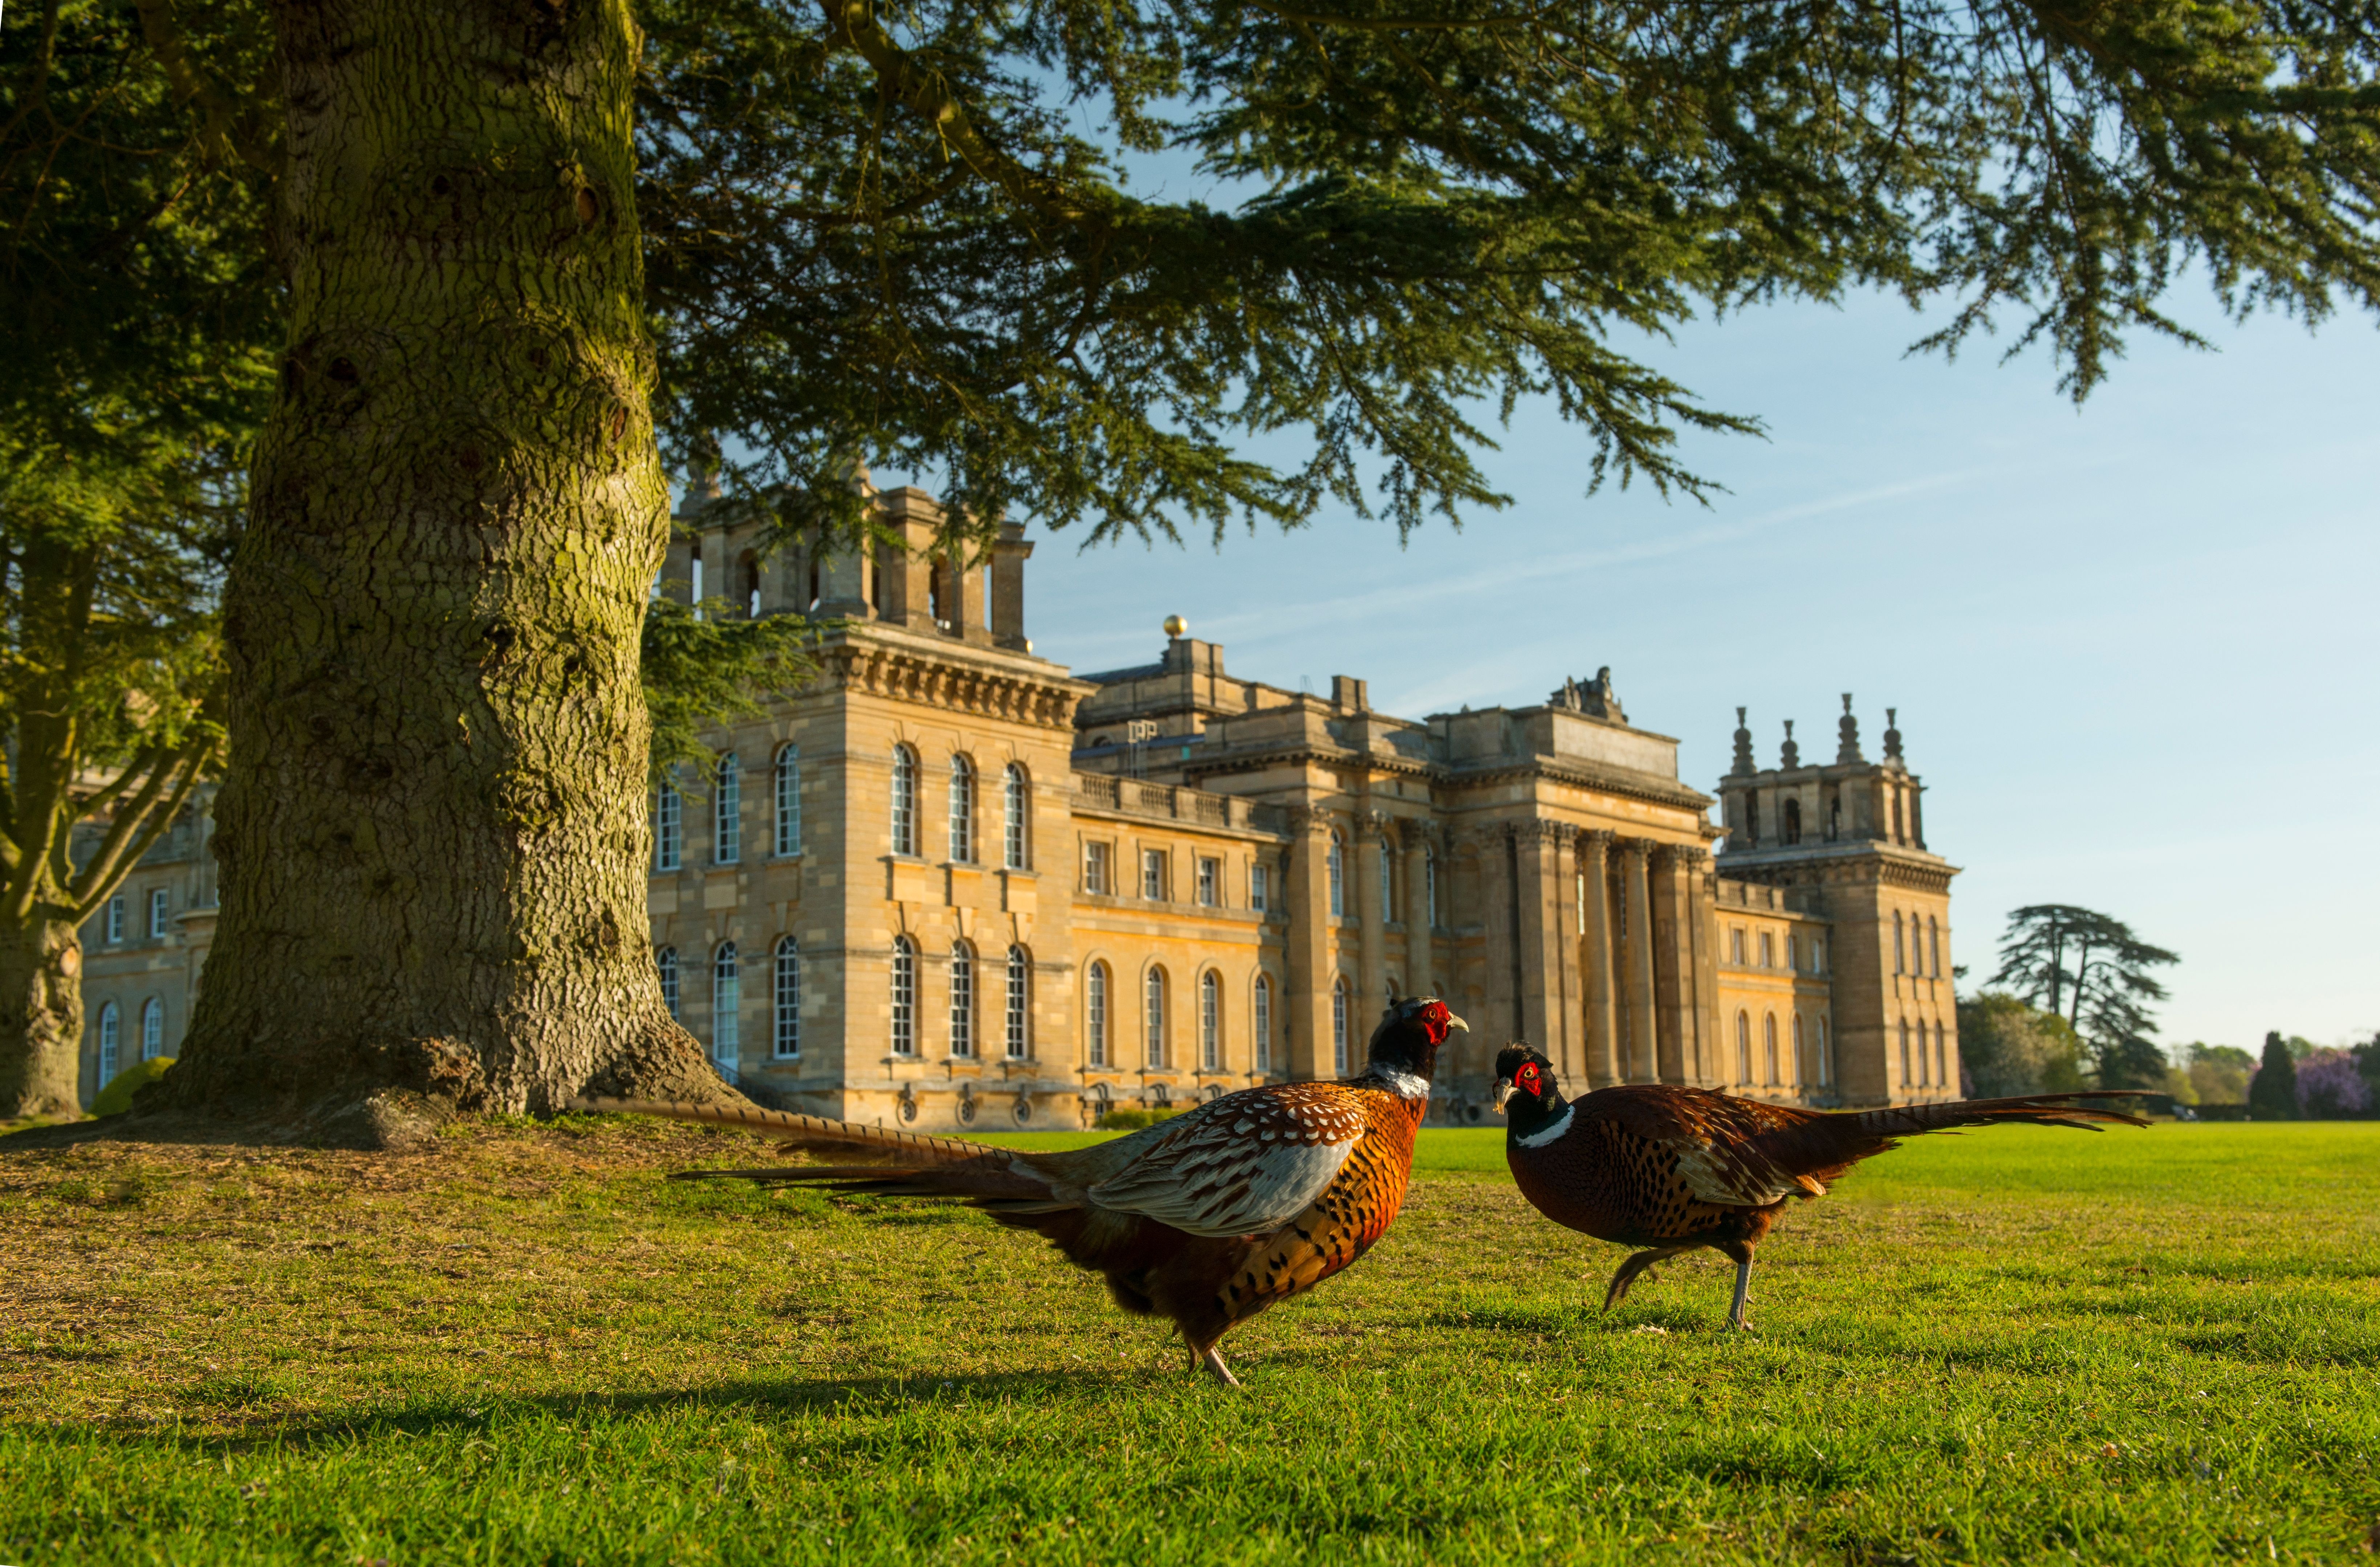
6, 1365, 1193, 1456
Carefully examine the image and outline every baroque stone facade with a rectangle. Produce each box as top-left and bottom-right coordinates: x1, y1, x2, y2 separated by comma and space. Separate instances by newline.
71, 483, 1961, 1122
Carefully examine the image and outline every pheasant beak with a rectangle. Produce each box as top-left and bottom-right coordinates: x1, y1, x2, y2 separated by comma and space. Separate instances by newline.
1493, 1080, 1517, 1112
1447, 1014, 1469, 1034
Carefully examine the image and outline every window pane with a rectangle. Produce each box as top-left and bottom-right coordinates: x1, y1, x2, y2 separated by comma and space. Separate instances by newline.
1253, 978, 1271, 1073
774, 937, 800, 1057
1200, 972, 1219, 1070
949, 942, 974, 1056
949, 756, 974, 862
712, 944, 739, 1069
1331, 981, 1348, 1073
1004, 766, 1028, 869
775, 745, 802, 855
714, 754, 740, 864
657, 948, 679, 1018
1086, 962, 1107, 1066
891, 748, 917, 856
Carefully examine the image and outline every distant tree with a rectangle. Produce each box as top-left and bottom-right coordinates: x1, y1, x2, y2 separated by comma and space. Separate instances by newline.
2247, 1032, 2299, 1121
1956, 992, 2089, 1098
2295, 1051, 2370, 1119
1989, 905, 2180, 1088
2353, 1033, 2380, 1097
2186, 1044, 2256, 1107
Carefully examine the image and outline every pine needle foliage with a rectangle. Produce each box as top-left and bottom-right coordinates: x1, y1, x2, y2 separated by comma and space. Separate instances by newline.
635, 0, 2380, 548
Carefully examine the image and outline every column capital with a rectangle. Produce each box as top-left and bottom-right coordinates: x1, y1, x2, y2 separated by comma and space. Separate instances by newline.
1393, 815, 1438, 852
1505, 818, 1565, 847
1619, 835, 1655, 863
1284, 804, 1336, 839
1578, 827, 1617, 850
1356, 809, 1393, 841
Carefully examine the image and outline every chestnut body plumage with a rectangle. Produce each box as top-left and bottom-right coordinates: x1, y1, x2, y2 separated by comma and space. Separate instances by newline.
587, 998, 1465, 1385
1492, 1045, 2149, 1329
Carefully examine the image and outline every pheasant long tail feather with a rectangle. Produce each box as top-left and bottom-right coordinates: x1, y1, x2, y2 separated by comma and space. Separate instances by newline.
1838, 1089, 2156, 1140
572, 1097, 1016, 1165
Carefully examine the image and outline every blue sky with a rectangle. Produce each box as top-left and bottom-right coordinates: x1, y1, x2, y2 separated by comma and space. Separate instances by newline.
906, 287, 2379, 1055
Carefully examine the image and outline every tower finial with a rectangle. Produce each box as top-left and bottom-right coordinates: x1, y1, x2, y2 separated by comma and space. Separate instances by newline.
1729, 707, 1754, 775
1836, 695, 1864, 764
1780, 719, 1800, 770
1884, 707, 1904, 764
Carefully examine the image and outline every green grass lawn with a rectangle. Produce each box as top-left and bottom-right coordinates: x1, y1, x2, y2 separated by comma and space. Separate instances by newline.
3, 1117, 2374, 1564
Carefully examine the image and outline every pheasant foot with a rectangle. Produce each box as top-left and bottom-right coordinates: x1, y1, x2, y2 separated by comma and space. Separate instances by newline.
1196, 1342, 1241, 1388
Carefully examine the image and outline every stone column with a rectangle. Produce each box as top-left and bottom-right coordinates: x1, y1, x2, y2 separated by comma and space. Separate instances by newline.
1578, 829, 1619, 1087
1356, 811, 1390, 1021
1651, 845, 1698, 1084
1477, 825, 1522, 1055
1554, 827, 1583, 1084
1399, 819, 1432, 1000
1512, 820, 1566, 1075
1680, 846, 1718, 1086
1622, 837, 1658, 1081
989, 522, 1032, 650
1283, 806, 1337, 1081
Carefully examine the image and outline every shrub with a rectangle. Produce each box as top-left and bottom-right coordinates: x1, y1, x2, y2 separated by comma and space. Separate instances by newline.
91, 1057, 175, 1118
1095, 1108, 1184, 1131
2296, 1050, 2370, 1119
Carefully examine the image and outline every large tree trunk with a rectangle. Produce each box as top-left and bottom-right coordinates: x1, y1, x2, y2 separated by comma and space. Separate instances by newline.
0, 917, 86, 1119
156, 0, 724, 1142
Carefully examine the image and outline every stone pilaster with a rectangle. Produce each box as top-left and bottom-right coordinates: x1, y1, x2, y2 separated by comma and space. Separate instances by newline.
1283, 805, 1336, 1081
1398, 817, 1433, 1000
1622, 837, 1657, 1082
1356, 811, 1391, 1018
1578, 828, 1619, 1087
1512, 820, 1569, 1078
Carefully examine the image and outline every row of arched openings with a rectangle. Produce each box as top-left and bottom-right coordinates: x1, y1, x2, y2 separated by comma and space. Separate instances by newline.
1900, 1018, 1951, 1088
886, 938, 1033, 1060
1734, 1008, 1832, 1090
653, 745, 806, 871
1893, 911, 1943, 977
91, 998, 166, 1083
890, 748, 1030, 869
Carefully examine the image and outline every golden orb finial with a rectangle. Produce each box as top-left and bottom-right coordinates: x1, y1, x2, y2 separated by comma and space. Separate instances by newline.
1163, 614, 1188, 638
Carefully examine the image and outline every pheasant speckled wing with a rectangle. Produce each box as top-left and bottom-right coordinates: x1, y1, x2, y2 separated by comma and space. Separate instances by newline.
1083, 1084, 1371, 1239
1593, 1087, 1818, 1206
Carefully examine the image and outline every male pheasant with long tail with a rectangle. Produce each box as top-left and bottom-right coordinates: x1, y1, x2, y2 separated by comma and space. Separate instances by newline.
1492, 1044, 2150, 1330
584, 998, 1464, 1385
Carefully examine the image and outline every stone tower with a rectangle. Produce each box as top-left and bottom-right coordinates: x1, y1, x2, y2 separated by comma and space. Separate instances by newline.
1714, 699, 1959, 1105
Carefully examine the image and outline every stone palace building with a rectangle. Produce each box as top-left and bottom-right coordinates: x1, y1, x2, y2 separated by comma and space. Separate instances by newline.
74, 482, 1962, 1126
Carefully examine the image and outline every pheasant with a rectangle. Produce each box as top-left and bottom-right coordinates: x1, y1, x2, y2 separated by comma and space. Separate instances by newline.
1491, 1044, 2150, 1330
582, 997, 1466, 1385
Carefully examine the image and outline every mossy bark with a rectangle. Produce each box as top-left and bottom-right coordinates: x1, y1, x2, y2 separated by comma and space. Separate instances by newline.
0, 919, 85, 1119
160, 0, 724, 1138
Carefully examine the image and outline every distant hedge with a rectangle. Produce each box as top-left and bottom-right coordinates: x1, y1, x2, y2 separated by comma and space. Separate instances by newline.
1095, 1108, 1184, 1132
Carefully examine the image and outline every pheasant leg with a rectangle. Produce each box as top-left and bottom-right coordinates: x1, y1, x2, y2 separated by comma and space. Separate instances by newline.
1603, 1245, 1691, 1311
1195, 1341, 1241, 1388
1716, 1240, 1757, 1331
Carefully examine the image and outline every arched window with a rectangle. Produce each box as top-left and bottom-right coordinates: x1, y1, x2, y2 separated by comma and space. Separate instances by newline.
1331, 977, 1351, 1074
713, 752, 740, 864
1892, 789, 1905, 843
1005, 946, 1030, 1059
1928, 916, 1941, 978
1144, 967, 1167, 1068
773, 744, 801, 856
773, 936, 800, 1057
1002, 764, 1029, 869
738, 549, 761, 617
138, 997, 164, 1060
1200, 971, 1221, 1071
1934, 1021, 1949, 1087
1747, 795, 1761, 844
653, 777, 682, 870
1378, 841, 1394, 918
890, 936, 916, 1055
1253, 974, 1272, 1073
657, 947, 680, 1018
1793, 1012, 1806, 1081
1763, 1012, 1779, 1086
1086, 961, 1109, 1067
96, 1001, 120, 1083
712, 944, 740, 1068
1893, 912, 1905, 974
890, 746, 918, 856
1828, 794, 1842, 840
1818, 1015, 1832, 1086
1736, 1010, 1752, 1082
1899, 1019, 1912, 1085
949, 941, 975, 1056
1425, 851, 1439, 927
948, 755, 975, 862
1783, 797, 1801, 844
1327, 832, 1345, 919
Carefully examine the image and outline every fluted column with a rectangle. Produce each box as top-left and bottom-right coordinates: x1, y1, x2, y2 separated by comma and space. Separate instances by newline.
1651, 844, 1697, 1084
1682, 845, 1718, 1086
1579, 829, 1619, 1087
1356, 811, 1390, 1017
1622, 837, 1657, 1081
1399, 819, 1433, 1000
1284, 806, 1335, 1081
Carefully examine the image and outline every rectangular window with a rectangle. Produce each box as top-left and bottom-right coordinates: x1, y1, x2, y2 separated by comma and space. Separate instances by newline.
148, 889, 169, 938
1759, 931, 1774, 969
1005, 951, 1029, 1059
1249, 864, 1269, 913
1196, 857, 1219, 907
654, 782, 682, 871
774, 942, 800, 1057
1083, 841, 1109, 895
105, 897, 124, 944
713, 755, 740, 864
1141, 848, 1165, 902
1730, 927, 1745, 965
